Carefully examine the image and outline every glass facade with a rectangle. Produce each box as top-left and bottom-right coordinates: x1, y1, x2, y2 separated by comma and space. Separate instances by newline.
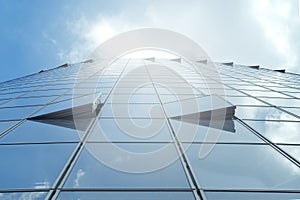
0, 58, 300, 200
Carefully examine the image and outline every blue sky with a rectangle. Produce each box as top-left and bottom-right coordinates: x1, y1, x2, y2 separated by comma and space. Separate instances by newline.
0, 0, 299, 82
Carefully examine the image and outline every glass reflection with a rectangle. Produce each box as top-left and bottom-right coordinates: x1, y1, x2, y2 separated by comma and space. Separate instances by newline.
57, 191, 196, 200
0, 143, 76, 189
0, 192, 48, 200
171, 120, 262, 143
205, 191, 300, 200
244, 121, 300, 144
100, 103, 165, 118
236, 106, 299, 121
0, 120, 80, 143
186, 144, 300, 190
280, 145, 300, 162
88, 118, 172, 142
64, 144, 189, 189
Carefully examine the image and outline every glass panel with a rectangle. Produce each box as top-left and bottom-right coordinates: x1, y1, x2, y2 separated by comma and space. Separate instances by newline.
0, 143, 76, 189
244, 121, 300, 144
0, 106, 42, 120
281, 107, 300, 118
0, 96, 55, 108
64, 143, 190, 188
107, 94, 160, 103
186, 144, 300, 190
88, 118, 172, 142
0, 192, 48, 200
243, 90, 290, 98
100, 103, 165, 118
57, 191, 196, 200
224, 96, 267, 106
205, 191, 300, 200
279, 145, 300, 162
235, 106, 299, 121
170, 119, 263, 143
164, 95, 233, 118
0, 120, 80, 143
0, 121, 18, 135
258, 98, 300, 107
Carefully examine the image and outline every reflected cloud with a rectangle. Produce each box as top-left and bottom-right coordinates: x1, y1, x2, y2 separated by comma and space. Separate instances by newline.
74, 169, 86, 187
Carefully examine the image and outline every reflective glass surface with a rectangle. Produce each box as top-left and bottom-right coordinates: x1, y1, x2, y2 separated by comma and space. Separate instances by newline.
205, 191, 300, 200
88, 118, 172, 142
0, 192, 48, 200
244, 121, 300, 144
0, 120, 80, 143
186, 144, 300, 190
64, 144, 190, 189
1, 58, 300, 199
171, 119, 263, 143
57, 191, 196, 200
235, 106, 299, 121
0, 143, 76, 189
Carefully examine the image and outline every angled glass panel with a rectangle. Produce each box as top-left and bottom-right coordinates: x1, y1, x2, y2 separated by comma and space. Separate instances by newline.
57, 191, 196, 200
186, 144, 300, 190
244, 121, 300, 144
205, 191, 300, 200
0, 143, 76, 189
235, 106, 299, 121
0, 120, 80, 143
64, 143, 190, 189
88, 118, 172, 142
170, 119, 262, 143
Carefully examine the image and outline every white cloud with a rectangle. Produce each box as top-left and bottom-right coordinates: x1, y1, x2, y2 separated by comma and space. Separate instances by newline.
251, 0, 300, 72
74, 168, 86, 187
59, 14, 138, 63
60, 0, 300, 72
0, 181, 50, 200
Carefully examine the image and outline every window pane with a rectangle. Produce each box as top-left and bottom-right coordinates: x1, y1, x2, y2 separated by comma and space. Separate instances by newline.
57, 191, 196, 200
100, 103, 165, 118
205, 191, 300, 200
0, 192, 48, 200
88, 118, 172, 142
0, 143, 76, 189
170, 120, 262, 143
244, 121, 300, 144
64, 143, 190, 189
0, 120, 80, 143
235, 106, 299, 121
186, 144, 300, 190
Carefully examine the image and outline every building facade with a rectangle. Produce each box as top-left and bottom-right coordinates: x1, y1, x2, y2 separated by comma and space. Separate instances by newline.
0, 56, 300, 200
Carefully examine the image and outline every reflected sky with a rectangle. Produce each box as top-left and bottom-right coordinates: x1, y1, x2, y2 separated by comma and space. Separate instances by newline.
235, 106, 300, 121
57, 191, 196, 200
205, 191, 300, 200
64, 144, 190, 189
186, 144, 300, 190
0, 143, 76, 190
244, 121, 300, 144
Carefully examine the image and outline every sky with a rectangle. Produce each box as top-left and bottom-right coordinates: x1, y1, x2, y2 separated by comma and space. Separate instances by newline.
0, 0, 300, 82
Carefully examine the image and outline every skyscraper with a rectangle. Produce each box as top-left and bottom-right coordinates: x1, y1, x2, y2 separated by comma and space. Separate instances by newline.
1, 29, 300, 200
